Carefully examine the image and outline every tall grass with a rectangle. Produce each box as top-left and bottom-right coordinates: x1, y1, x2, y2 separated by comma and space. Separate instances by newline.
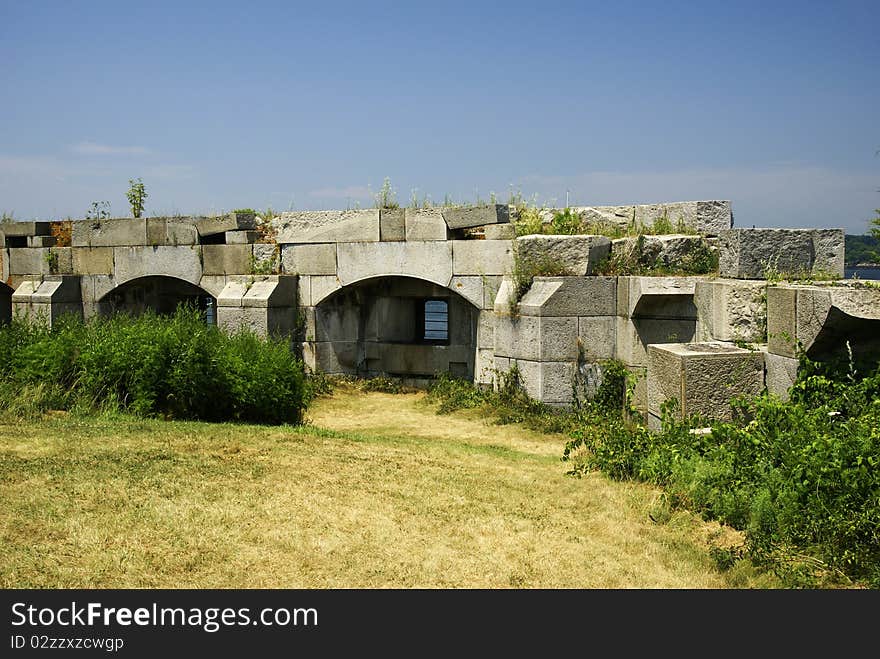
0, 308, 309, 424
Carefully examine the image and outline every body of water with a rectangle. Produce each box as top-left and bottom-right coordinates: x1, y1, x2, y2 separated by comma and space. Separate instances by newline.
845, 267, 880, 280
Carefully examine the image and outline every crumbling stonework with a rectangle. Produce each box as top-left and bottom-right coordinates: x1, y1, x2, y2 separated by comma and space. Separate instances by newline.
0, 199, 862, 426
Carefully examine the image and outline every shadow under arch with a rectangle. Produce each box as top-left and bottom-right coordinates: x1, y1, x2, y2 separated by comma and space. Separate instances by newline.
311, 275, 481, 381
0, 282, 12, 325
98, 276, 217, 324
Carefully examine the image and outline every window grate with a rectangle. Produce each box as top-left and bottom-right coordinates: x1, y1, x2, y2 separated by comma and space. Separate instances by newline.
423, 300, 448, 341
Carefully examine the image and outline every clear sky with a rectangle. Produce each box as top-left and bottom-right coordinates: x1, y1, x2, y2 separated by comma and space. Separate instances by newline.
1, 0, 878, 233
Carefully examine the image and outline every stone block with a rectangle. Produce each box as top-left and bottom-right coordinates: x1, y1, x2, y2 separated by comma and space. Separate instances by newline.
442, 204, 509, 230
44, 247, 72, 275
309, 275, 343, 306
281, 243, 337, 275
476, 310, 495, 349
302, 341, 359, 374
517, 276, 617, 317
482, 276, 503, 310
202, 244, 253, 276
1, 221, 52, 237
146, 217, 167, 245
451, 240, 513, 276
572, 201, 732, 236
504, 359, 575, 405
273, 210, 379, 244
493, 314, 578, 361
616, 316, 697, 367
475, 348, 495, 385
81, 274, 116, 308
297, 275, 312, 307
114, 245, 202, 285
484, 223, 516, 240
216, 275, 297, 308
1, 248, 8, 283
405, 208, 448, 241
718, 228, 815, 279
811, 229, 845, 278
225, 230, 261, 244
71, 218, 147, 247
72, 247, 114, 275
8, 248, 50, 275
762, 350, 799, 402
577, 316, 616, 360
766, 286, 797, 357
252, 243, 280, 274
515, 234, 611, 276
27, 235, 56, 248
610, 234, 713, 271
195, 212, 256, 237
492, 277, 517, 314
695, 278, 767, 343
165, 220, 199, 245
449, 276, 484, 309
379, 209, 406, 241
11, 276, 82, 326
618, 276, 700, 318
217, 305, 298, 338
627, 366, 648, 413
647, 342, 764, 424
198, 275, 228, 298
300, 306, 316, 342
337, 241, 453, 288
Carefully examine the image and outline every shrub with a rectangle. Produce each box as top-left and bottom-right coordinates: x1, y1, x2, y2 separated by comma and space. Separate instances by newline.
0, 308, 308, 425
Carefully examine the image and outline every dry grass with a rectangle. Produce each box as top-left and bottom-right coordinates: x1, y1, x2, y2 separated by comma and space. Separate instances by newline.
0, 385, 777, 588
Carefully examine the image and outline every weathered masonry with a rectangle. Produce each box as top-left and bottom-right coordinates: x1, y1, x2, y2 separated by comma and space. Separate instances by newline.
2, 201, 877, 424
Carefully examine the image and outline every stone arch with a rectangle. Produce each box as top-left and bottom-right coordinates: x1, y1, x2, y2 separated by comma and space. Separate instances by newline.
97, 275, 216, 323
806, 308, 880, 362
306, 275, 482, 382
0, 282, 12, 325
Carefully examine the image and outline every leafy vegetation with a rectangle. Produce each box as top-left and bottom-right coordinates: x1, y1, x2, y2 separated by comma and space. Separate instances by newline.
845, 234, 880, 266
374, 177, 399, 209
0, 308, 310, 424
512, 206, 697, 239
593, 234, 719, 277
126, 178, 148, 219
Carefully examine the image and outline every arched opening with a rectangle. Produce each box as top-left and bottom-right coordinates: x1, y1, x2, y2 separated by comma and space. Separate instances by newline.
806, 308, 880, 364
0, 282, 12, 326
310, 276, 480, 381
99, 276, 216, 325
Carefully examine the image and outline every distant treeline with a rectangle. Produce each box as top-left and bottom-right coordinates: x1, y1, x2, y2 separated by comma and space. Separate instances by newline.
845, 234, 880, 266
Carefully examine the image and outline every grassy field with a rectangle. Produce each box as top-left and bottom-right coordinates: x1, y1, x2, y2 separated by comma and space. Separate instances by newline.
0, 383, 777, 588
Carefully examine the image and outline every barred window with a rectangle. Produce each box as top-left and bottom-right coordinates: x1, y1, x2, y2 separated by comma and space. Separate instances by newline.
423, 299, 448, 342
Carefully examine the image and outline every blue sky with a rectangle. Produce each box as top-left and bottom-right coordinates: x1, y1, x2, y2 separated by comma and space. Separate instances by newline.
1, 0, 878, 233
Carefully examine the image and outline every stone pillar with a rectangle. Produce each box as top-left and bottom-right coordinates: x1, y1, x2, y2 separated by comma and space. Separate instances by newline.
11, 275, 83, 326
216, 275, 299, 338
647, 342, 764, 430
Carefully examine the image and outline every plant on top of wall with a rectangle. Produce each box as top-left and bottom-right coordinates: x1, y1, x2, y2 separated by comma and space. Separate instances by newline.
126, 178, 148, 219
374, 177, 400, 209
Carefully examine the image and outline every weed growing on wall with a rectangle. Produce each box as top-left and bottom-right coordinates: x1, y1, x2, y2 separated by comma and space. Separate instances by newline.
375, 177, 399, 209
86, 201, 111, 220
127, 178, 148, 218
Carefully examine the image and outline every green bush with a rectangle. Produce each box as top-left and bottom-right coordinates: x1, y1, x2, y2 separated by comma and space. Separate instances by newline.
0, 308, 308, 425
562, 353, 880, 587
